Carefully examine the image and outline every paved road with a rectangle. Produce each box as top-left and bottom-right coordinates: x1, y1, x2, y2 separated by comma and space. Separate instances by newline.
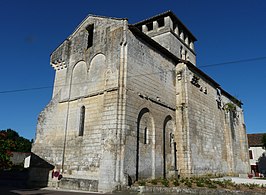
214, 177, 266, 186
0, 187, 112, 195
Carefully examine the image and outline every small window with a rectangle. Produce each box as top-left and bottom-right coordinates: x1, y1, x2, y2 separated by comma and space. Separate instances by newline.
249, 150, 253, 159
86, 24, 94, 49
144, 127, 148, 144
180, 46, 183, 59
157, 18, 164, 28
79, 106, 85, 136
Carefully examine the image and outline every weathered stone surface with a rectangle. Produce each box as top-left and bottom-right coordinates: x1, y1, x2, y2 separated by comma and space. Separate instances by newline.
59, 177, 98, 192
31, 11, 249, 192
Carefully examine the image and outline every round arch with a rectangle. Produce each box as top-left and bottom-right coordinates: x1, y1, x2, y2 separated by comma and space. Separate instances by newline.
136, 107, 155, 180
71, 61, 87, 98
163, 115, 175, 178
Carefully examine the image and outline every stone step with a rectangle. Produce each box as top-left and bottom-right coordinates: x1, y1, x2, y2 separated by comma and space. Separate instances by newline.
57, 177, 98, 192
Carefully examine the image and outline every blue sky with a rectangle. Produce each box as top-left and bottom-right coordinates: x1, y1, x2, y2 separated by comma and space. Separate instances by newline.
0, 0, 265, 140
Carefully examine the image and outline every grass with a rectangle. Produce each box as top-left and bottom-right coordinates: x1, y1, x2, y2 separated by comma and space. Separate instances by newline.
133, 176, 265, 193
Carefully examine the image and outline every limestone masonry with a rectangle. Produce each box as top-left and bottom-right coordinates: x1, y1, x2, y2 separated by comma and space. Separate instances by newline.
31, 11, 250, 192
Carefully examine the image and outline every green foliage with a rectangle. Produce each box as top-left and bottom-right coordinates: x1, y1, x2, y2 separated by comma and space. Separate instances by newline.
161, 178, 169, 187
214, 179, 234, 188
0, 136, 14, 169
194, 177, 206, 187
207, 183, 217, 189
184, 178, 192, 188
0, 129, 32, 170
196, 181, 205, 187
172, 179, 180, 186
243, 183, 260, 189
224, 102, 237, 112
135, 176, 265, 191
262, 134, 266, 149
150, 179, 158, 185
138, 180, 146, 186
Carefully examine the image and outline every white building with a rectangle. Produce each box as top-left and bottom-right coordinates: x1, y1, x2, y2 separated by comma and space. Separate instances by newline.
247, 133, 266, 177
31, 11, 250, 192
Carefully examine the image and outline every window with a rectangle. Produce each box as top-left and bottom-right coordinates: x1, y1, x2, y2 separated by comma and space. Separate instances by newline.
86, 24, 94, 49
249, 150, 253, 159
144, 127, 148, 144
79, 106, 85, 136
180, 46, 183, 59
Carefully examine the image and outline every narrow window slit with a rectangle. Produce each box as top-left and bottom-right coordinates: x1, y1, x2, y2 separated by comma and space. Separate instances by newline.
79, 106, 85, 136
86, 24, 94, 49
144, 127, 148, 144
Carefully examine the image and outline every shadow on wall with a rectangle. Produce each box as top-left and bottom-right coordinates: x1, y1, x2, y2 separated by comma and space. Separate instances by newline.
0, 153, 53, 194
28, 153, 54, 188
258, 152, 266, 177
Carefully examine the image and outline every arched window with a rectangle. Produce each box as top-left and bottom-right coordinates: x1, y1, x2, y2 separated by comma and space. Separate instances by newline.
79, 106, 85, 136
144, 127, 148, 144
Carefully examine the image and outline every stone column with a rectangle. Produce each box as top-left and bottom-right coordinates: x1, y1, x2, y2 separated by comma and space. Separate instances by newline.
185, 36, 189, 45
164, 16, 173, 30
142, 24, 148, 33
175, 63, 191, 176
153, 21, 158, 31
180, 31, 184, 41
174, 25, 179, 36
189, 41, 194, 51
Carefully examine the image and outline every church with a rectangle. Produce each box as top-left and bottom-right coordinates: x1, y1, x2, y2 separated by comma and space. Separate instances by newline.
31, 11, 250, 192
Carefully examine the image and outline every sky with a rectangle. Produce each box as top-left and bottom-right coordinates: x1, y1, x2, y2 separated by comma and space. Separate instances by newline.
0, 0, 265, 140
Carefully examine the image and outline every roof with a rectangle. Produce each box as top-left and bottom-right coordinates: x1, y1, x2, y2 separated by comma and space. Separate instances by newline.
128, 25, 242, 107
69, 14, 127, 39
128, 25, 181, 64
247, 133, 266, 147
134, 10, 197, 41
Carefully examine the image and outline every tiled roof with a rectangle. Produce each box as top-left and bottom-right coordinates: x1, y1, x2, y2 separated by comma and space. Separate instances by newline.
247, 133, 266, 147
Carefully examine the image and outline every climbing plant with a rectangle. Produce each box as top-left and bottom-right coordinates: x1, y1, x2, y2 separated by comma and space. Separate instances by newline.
223, 102, 236, 112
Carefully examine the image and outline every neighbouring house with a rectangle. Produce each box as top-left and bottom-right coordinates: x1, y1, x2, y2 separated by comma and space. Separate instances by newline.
31, 11, 250, 192
10, 152, 31, 167
247, 133, 266, 177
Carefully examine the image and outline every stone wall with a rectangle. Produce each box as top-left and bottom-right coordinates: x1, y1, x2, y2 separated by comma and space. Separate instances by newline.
175, 63, 249, 176
123, 30, 177, 181
32, 16, 127, 192
32, 12, 250, 192
152, 32, 196, 65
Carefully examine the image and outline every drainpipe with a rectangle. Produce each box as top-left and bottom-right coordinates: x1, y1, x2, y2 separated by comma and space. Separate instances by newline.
61, 64, 73, 174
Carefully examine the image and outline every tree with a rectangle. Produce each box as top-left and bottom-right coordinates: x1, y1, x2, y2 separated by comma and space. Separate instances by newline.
0, 132, 14, 169
262, 134, 266, 149
0, 129, 32, 170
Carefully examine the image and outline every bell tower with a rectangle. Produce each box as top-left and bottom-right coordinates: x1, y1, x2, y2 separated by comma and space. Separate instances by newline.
134, 11, 197, 65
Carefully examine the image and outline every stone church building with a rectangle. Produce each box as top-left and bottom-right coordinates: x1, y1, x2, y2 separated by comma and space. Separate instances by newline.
32, 11, 250, 192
